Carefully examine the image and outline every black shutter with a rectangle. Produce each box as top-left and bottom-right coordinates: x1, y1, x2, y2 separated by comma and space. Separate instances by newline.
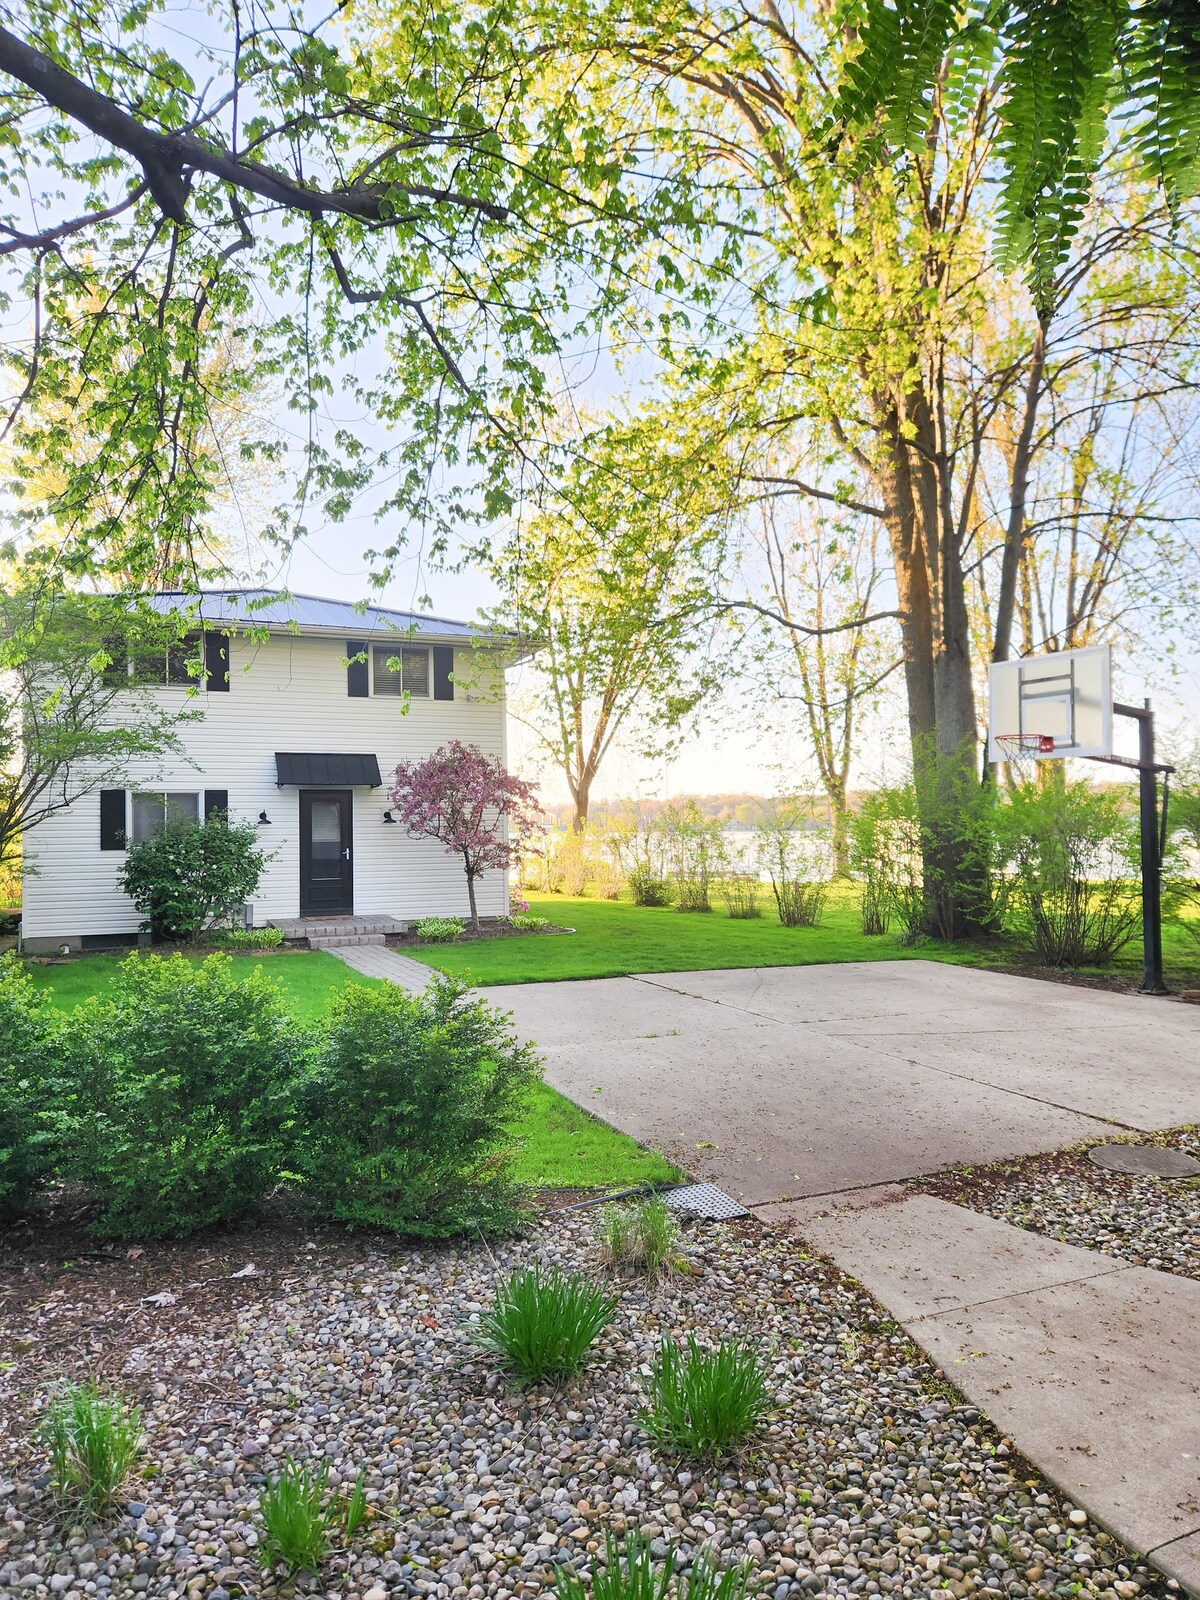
204, 630, 230, 691
346, 640, 369, 697
433, 645, 454, 701
204, 789, 229, 820
101, 635, 128, 687
99, 789, 126, 850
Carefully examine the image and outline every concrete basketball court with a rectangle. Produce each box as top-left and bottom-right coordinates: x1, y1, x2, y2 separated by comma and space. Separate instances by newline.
481, 959, 1200, 1588
482, 959, 1200, 1204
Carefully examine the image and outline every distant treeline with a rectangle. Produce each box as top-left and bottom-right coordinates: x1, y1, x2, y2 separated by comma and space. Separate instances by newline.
539, 793, 868, 829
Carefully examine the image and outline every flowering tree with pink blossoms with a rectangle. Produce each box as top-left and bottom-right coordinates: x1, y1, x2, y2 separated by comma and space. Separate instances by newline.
391, 742, 541, 928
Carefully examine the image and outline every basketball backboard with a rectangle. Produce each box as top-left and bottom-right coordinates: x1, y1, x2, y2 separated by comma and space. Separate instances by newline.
987, 643, 1112, 762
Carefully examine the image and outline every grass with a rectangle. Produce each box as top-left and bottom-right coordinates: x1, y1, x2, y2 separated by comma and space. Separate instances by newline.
597, 1194, 684, 1279
257, 1460, 335, 1575
25, 949, 679, 1190
640, 1337, 770, 1457
471, 1266, 619, 1384
405, 887, 1200, 989
40, 1380, 144, 1518
556, 1533, 753, 1600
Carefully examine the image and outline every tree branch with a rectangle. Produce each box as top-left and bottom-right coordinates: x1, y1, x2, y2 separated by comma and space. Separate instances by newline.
0, 25, 510, 228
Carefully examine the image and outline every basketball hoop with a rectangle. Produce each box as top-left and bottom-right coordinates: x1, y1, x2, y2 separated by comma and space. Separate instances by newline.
995, 733, 1055, 757
995, 731, 1054, 783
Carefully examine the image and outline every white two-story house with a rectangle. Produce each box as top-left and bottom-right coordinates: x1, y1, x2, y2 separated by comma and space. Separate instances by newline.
19, 589, 520, 950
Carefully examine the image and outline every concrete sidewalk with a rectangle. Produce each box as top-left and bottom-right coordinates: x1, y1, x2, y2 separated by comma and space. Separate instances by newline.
325, 943, 433, 991
763, 1190, 1200, 1593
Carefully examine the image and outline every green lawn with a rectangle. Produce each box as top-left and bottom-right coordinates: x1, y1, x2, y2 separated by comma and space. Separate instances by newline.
26, 949, 677, 1191
405, 887, 1200, 990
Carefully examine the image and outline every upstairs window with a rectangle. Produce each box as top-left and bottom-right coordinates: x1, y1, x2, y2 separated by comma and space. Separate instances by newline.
373, 644, 430, 698
135, 633, 201, 686
131, 791, 200, 842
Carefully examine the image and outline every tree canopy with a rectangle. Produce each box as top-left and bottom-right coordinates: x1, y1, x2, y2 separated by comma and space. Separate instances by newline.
0, 0, 654, 584
834, 0, 1200, 308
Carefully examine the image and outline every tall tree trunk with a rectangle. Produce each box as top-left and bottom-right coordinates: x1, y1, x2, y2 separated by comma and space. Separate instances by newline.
876, 393, 986, 938
829, 779, 851, 877
569, 771, 592, 833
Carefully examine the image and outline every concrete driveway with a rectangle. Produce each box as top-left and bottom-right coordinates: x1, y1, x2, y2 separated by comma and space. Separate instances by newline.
483, 959, 1200, 1204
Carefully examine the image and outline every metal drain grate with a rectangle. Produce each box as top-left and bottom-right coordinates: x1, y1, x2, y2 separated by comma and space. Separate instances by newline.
662, 1183, 748, 1220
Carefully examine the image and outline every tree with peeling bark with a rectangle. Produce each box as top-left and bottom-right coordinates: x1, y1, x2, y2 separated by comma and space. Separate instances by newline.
0, 0, 664, 586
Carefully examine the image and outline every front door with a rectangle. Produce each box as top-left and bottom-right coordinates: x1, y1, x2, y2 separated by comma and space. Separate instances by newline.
299, 790, 353, 915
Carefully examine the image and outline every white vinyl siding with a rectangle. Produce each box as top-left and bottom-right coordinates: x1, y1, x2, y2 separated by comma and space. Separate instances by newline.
21, 636, 508, 942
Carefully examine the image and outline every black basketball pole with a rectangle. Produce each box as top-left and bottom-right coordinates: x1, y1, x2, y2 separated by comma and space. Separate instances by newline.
1112, 700, 1169, 996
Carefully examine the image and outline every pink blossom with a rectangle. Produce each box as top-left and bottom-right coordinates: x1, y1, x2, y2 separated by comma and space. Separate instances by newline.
391, 741, 541, 926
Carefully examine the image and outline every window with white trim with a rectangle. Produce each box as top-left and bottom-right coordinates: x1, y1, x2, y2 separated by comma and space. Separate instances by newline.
372, 644, 430, 698
130, 791, 200, 842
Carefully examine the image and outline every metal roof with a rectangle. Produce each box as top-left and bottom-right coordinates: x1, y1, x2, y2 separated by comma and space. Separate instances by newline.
275, 752, 383, 788
143, 588, 494, 641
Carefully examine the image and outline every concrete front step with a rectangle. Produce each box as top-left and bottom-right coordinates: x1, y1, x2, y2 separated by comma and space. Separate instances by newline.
270, 915, 408, 938
307, 932, 388, 949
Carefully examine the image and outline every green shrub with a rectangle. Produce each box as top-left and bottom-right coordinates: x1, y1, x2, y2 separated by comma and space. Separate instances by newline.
557, 1533, 753, 1600
119, 812, 268, 943
0, 953, 61, 1219
719, 875, 761, 919
472, 1266, 618, 1383
295, 977, 541, 1235
773, 878, 827, 928
41, 1381, 144, 1519
629, 868, 672, 907
597, 1194, 683, 1279
999, 782, 1141, 967
206, 924, 285, 950
415, 915, 464, 943
661, 802, 728, 914
640, 1337, 769, 1457
509, 913, 551, 931
859, 873, 890, 935
61, 952, 305, 1238
258, 1460, 335, 1575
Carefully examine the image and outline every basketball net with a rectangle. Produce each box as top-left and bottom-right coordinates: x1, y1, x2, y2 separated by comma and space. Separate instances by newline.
994, 732, 1054, 786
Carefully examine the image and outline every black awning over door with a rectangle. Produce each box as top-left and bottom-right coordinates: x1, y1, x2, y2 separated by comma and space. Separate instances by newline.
275, 752, 383, 787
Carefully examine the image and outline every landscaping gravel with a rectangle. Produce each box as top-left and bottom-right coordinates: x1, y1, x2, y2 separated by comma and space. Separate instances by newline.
916, 1126, 1200, 1281
0, 1210, 1180, 1600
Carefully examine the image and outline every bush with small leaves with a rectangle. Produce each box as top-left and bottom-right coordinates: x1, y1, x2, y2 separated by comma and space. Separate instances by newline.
0, 952, 62, 1219
60, 952, 306, 1238
629, 868, 672, 907
509, 913, 551, 931
556, 1532, 753, 1600
296, 977, 541, 1236
472, 1266, 618, 1383
41, 1381, 144, 1519
597, 1194, 683, 1279
640, 1337, 769, 1456
119, 811, 268, 943
415, 916, 465, 943
719, 875, 761, 919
